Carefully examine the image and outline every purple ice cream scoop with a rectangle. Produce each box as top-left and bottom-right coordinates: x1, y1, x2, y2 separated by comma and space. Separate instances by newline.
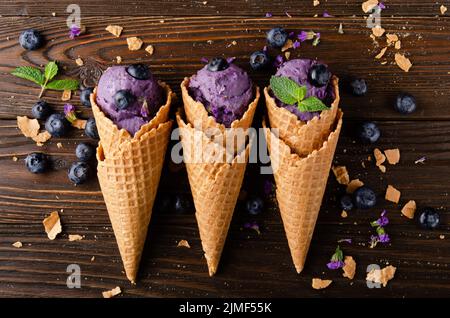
273, 58, 335, 122
188, 60, 253, 127
95, 65, 164, 135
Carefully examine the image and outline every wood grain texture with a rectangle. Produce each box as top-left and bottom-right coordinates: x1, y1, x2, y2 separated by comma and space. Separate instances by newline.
0, 0, 449, 298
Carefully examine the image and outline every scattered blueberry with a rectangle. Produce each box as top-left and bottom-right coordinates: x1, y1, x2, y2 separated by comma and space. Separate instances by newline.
75, 142, 95, 162
266, 27, 288, 48
245, 196, 264, 215
418, 207, 440, 229
395, 93, 416, 114
25, 152, 48, 174
85, 117, 99, 139
68, 161, 90, 185
350, 78, 368, 96
207, 57, 229, 72
114, 89, 135, 110
308, 64, 331, 87
358, 122, 380, 143
249, 51, 270, 71
174, 194, 194, 214
19, 29, 44, 50
31, 100, 52, 120
340, 195, 354, 211
353, 186, 377, 209
80, 87, 94, 107
126, 64, 150, 80
45, 113, 70, 137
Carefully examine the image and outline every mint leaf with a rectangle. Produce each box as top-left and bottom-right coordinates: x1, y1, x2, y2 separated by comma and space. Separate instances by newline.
11, 66, 45, 85
44, 61, 58, 81
270, 76, 304, 105
298, 96, 330, 112
46, 79, 79, 90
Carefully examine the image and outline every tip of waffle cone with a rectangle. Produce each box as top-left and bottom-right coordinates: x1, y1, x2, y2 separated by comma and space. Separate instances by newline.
295, 264, 304, 274
206, 260, 217, 276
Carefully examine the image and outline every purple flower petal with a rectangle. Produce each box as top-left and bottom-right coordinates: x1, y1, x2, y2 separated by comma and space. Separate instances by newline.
200, 57, 209, 63
265, 12, 273, 18
64, 103, 75, 115
288, 31, 295, 38
262, 45, 268, 52
323, 11, 333, 17
297, 31, 309, 42
378, 2, 386, 10
378, 233, 390, 243
226, 57, 236, 64
69, 24, 81, 39
327, 260, 344, 270
292, 40, 301, 49
244, 221, 260, 235
273, 54, 284, 68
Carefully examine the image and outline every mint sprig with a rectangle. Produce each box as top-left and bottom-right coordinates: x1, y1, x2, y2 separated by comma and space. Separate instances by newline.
270, 75, 330, 113
11, 61, 79, 98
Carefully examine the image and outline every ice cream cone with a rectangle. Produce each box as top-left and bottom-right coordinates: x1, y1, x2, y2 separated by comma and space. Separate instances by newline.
181, 78, 259, 153
264, 76, 340, 156
176, 111, 252, 276
264, 110, 343, 273
91, 81, 174, 156
91, 82, 173, 283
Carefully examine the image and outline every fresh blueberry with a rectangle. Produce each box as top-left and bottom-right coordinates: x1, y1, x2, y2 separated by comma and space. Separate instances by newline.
266, 27, 288, 48
19, 29, 44, 50
350, 78, 368, 96
75, 142, 95, 162
358, 122, 380, 143
353, 186, 377, 209
126, 64, 150, 80
31, 100, 52, 120
68, 161, 90, 185
174, 194, 194, 214
395, 93, 416, 114
308, 64, 331, 87
80, 87, 94, 107
85, 117, 99, 139
418, 207, 440, 229
340, 195, 354, 211
114, 89, 135, 110
25, 152, 48, 174
249, 51, 270, 71
245, 196, 264, 215
207, 57, 229, 72
45, 113, 70, 137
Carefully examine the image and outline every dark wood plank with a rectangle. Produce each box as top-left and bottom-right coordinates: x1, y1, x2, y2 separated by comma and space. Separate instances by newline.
0, 119, 449, 297
0, 0, 447, 17
0, 16, 449, 120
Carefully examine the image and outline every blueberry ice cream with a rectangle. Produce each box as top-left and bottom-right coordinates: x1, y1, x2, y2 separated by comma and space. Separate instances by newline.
95, 64, 164, 135
273, 59, 335, 122
188, 58, 253, 127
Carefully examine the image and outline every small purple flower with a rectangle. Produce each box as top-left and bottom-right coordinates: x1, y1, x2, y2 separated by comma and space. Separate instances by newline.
372, 210, 389, 227
244, 221, 261, 235
64, 103, 77, 123
226, 57, 236, 64
288, 31, 295, 38
323, 11, 333, 18
262, 45, 268, 52
292, 40, 301, 49
297, 31, 309, 42
273, 54, 284, 68
327, 260, 344, 270
200, 57, 209, 63
140, 101, 149, 118
69, 24, 81, 39
265, 12, 273, 18
263, 180, 274, 195
378, 2, 386, 10
378, 233, 390, 243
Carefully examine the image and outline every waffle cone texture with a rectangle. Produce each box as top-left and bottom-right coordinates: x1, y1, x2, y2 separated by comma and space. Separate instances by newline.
91, 83, 174, 283
264, 76, 340, 156
179, 80, 259, 276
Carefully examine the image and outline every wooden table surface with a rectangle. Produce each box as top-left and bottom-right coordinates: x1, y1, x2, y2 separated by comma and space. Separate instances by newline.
0, 0, 449, 298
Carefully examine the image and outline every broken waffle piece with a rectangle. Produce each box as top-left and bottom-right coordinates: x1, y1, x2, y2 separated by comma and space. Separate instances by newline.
346, 179, 364, 194
17, 116, 40, 138
106, 25, 123, 37
312, 278, 332, 290
75, 57, 84, 66
12, 241, 23, 248
68, 234, 84, 242
386, 34, 399, 45
32, 131, 51, 144
401, 200, 416, 219
384, 148, 400, 165
372, 26, 385, 37
342, 256, 356, 280
366, 265, 396, 287
378, 165, 386, 173
441, 5, 448, 15
332, 166, 350, 185
385, 185, 401, 203
102, 286, 122, 298
177, 239, 191, 248
341, 210, 348, 218
395, 53, 412, 72
374, 148, 386, 166
145, 45, 154, 55
61, 89, 71, 101
43, 211, 62, 240
362, 0, 379, 13
127, 37, 143, 51
72, 119, 87, 129
375, 47, 387, 59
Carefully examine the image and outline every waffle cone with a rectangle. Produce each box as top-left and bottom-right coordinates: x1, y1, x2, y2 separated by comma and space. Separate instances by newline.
91, 83, 173, 283
264, 110, 343, 273
91, 81, 174, 156
264, 76, 340, 156
176, 111, 252, 276
181, 78, 259, 153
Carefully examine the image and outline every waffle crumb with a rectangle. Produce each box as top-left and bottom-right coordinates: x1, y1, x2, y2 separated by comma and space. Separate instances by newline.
12, 156, 18, 161
281, 39, 293, 52
401, 200, 416, 219
372, 26, 385, 37
105, 25, 123, 37
385, 185, 401, 203
12, 241, 23, 248
395, 53, 412, 72
374, 148, 386, 166
68, 234, 84, 242
72, 119, 87, 129
313, 0, 320, 6
102, 286, 121, 298
441, 5, 447, 15
384, 148, 400, 165
127, 37, 143, 51
346, 179, 364, 194
61, 89, 71, 101
145, 45, 154, 55
375, 47, 387, 59
342, 256, 356, 280
332, 166, 350, 185
366, 265, 396, 287
17, 116, 40, 138
43, 211, 62, 240
32, 131, 51, 144
341, 210, 348, 218
312, 278, 332, 290
75, 57, 84, 66
177, 240, 191, 248
56, 142, 63, 149
116, 56, 122, 64
362, 0, 379, 13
